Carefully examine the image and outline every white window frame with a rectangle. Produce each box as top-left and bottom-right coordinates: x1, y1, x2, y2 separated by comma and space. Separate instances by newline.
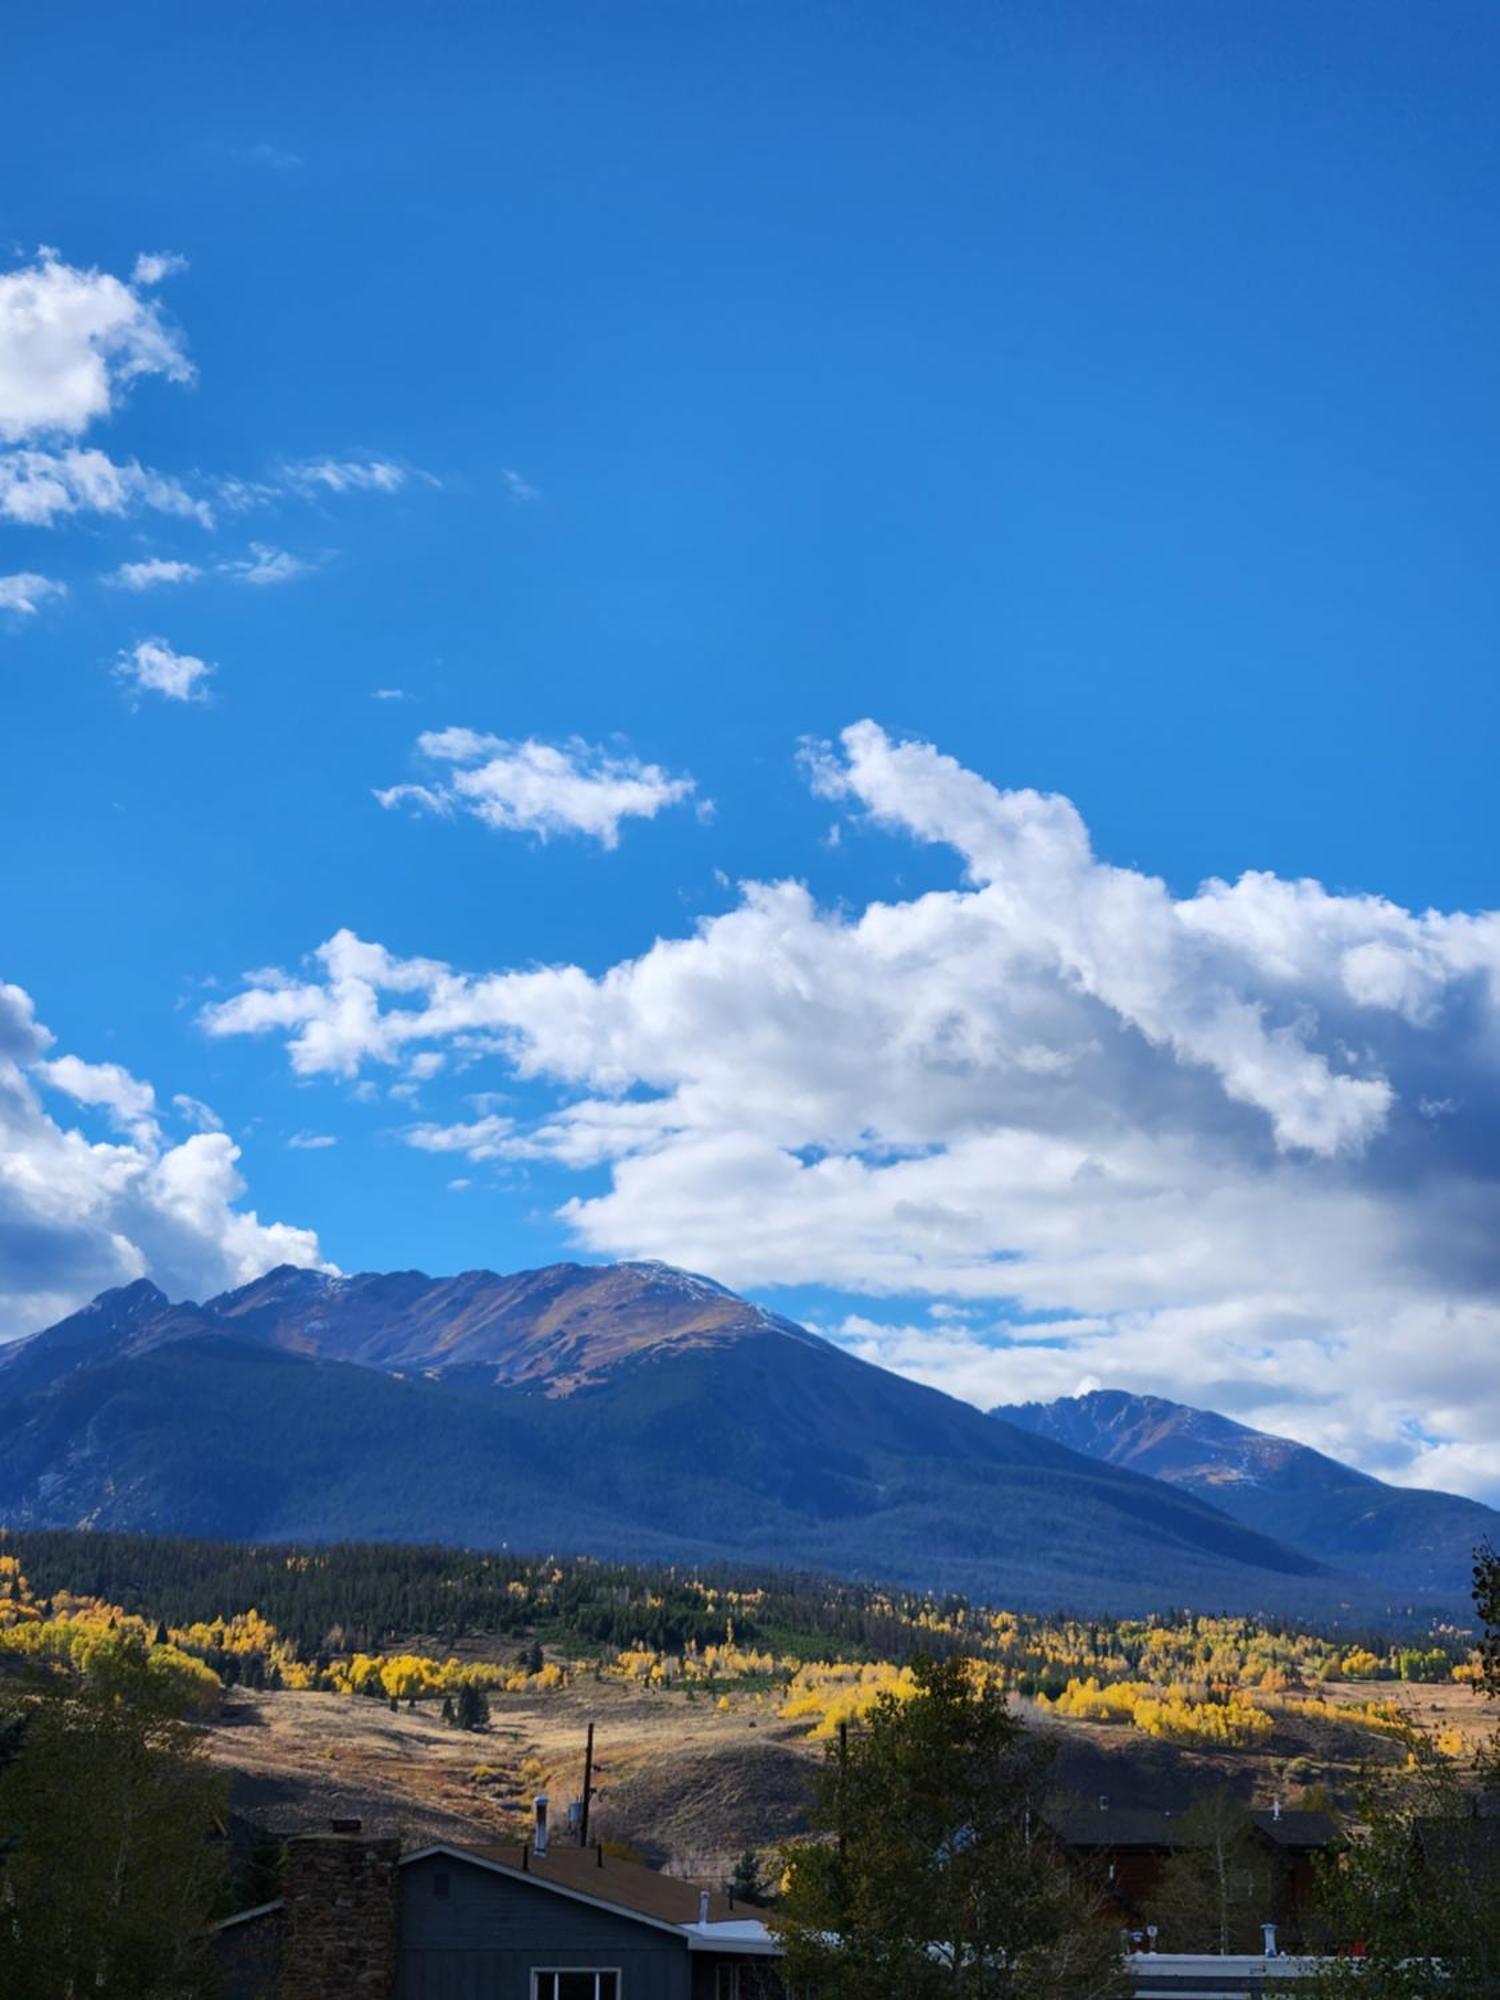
532, 1968, 622, 2000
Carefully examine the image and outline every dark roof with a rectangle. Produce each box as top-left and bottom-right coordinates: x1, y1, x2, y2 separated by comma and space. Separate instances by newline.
1249, 1809, 1340, 1850
1044, 1808, 1187, 1851
1045, 1806, 1340, 1854
448, 1844, 759, 1927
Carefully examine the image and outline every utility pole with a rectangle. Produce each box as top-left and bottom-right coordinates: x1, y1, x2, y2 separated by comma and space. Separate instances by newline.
578, 1721, 595, 1847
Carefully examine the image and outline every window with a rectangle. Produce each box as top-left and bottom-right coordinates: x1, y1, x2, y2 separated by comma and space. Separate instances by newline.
534, 1971, 619, 2000
716, 1967, 740, 2000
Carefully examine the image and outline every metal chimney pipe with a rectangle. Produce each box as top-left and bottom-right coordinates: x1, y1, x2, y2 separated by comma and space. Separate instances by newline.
534, 1795, 549, 1857
1262, 1921, 1278, 1958
698, 1890, 710, 1925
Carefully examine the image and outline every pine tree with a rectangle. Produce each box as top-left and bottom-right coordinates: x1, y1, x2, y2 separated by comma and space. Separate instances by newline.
455, 1683, 490, 1732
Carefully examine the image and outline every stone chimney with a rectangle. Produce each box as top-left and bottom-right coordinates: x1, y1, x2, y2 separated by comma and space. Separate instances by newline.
280, 1822, 400, 2000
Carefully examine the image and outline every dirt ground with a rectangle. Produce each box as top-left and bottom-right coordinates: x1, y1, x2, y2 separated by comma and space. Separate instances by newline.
202, 1673, 1496, 1875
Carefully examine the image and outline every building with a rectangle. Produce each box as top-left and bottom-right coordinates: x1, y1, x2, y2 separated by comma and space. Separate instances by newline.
217, 1819, 780, 2000
1043, 1800, 1341, 1947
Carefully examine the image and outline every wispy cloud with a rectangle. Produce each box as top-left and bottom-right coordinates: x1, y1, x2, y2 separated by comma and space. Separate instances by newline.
282, 458, 411, 497
371, 687, 409, 702
0, 448, 212, 528
0, 571, 65, 615
376, 728, 698, 848
287, 1131, 338, 1150
502, 467, 540, 503
115, 636, 213, 703
218, 543, 315, 586
105, 556, 202, 591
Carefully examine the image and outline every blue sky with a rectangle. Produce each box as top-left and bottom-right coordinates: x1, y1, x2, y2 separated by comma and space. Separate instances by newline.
3, 3, 1498, 1495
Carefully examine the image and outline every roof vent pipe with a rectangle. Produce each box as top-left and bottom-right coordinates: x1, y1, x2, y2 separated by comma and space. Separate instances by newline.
1262, 1921, 1279, 1958
1098, 1794, 1109, 1812
534, 1796, 549, 1858
1272, 1798, 1282, 1821
698, 1890, 710, 1925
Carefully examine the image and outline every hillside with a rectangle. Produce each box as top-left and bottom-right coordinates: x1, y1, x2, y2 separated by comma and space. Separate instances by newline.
993, 1389, 1500, 1601
0, 1263, 1355, 1616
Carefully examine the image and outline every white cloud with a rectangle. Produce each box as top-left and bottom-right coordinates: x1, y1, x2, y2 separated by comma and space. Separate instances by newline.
283, 457, 408, 496
35, 1054, 160, 1146
376, 728, 698, 848
202, 721, 1500, 1497
218, 542, 314, 586
115, 636, 214, 703
0, 980, 326, 1340
172, 1093, 223, 1132
0, 448, 211, 528
0, 571, 65, 615
287, 1131, 337, 1150
372, 687, 408, 701
131, 251, 188, 288
105, 557, 202, 590
405, 1114, 513, 1160
502, 468, 540, 503
0, 248, 192, 443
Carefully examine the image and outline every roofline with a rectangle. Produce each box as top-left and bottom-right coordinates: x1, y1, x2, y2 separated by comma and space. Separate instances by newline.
212, 1845, 781, 1954
399, 1844, 702, 1941
684, 1924, 781, 1957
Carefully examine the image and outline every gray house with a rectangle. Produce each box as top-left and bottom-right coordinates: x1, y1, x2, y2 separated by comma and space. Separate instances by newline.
216, 1821, 781, 2000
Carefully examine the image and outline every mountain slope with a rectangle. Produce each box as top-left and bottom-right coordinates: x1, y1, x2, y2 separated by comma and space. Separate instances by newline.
993, 1389, 1498, 1601
0, 1265, 1368, 1616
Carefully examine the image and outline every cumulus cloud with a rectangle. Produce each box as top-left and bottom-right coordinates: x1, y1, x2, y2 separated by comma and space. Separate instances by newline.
0, 980, 326, 1339
0, 571, 65, 615
376, 729, 698, 848
203, 721, 1500, 1496
105, 557, 202, 590
0, 248, 192, 443
115, 636, 213, 703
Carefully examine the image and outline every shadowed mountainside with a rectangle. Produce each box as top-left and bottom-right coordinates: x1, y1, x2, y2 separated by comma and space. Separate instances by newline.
0, 1263, 1398, 1616
993, 1388, 1499, 1601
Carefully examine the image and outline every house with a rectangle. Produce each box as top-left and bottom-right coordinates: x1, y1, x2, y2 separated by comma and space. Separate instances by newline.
216, 1816, 781, 2000
1043, 1800, 1340, 1947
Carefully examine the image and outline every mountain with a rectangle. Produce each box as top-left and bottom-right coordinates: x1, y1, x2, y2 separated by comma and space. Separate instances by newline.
992, 1389, 1498, 1602
0, 1262, 1371, 1617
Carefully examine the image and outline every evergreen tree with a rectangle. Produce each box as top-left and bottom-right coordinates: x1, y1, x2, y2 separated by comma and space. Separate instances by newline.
775, 1655, 1124, 2000
455, 1682, 490, 1731
726, 1848, 770, 1905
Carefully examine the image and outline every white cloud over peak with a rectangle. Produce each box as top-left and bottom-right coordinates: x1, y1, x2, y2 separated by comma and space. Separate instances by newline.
376, 729, 698, 848
106, 557, 202, 590
0, 980, 326, 1340
0, 249, 192, 443
203, 721, 1500, 1495
0, 571, 65, 615
115, 636, 213, 703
